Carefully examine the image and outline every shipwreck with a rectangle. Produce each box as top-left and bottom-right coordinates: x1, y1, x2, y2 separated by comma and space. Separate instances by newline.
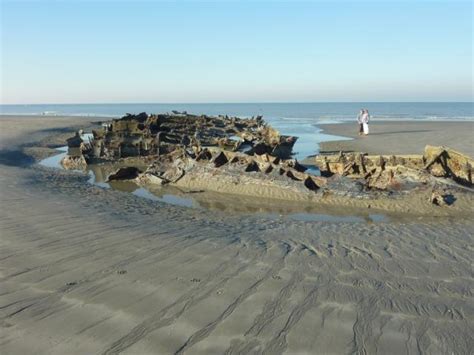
61, 112, 327, 196
60, 112, 473, 207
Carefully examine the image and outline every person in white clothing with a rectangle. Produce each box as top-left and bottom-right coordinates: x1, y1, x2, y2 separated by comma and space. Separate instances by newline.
361, 109, 370, 135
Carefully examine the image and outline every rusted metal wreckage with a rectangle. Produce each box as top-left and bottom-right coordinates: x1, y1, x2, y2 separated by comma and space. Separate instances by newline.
314, 146, 473, 205
61, 112, 325, 193
314, 146, 473, 188
61, 112, 473, 204
90, 112, 297, 160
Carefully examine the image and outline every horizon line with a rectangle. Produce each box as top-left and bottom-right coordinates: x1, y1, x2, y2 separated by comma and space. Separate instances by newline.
1, 101, 473, 106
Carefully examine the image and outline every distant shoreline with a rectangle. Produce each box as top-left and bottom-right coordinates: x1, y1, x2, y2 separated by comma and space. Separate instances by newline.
1, 113, 473, 124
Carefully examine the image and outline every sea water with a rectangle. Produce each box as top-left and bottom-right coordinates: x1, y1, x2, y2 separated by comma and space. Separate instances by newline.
2, 102, 472, 121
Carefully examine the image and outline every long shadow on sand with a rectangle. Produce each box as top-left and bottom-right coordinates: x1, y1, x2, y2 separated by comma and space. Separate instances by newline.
367, 129, 432, 135
0, 149, 35, 167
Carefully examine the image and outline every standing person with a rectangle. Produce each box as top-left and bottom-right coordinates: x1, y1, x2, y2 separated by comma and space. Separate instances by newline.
357, 109, 364, 135
361, 109, 370, 135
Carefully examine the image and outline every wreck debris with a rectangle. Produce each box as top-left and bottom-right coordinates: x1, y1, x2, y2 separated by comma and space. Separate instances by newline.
137, 173, 166, 185
60, 154, 87, 170
161, 166, 185, 183
66, 130, 84, 148
316, 152, 424, 178
60, 131, 89, 170
138, 147, 324, 193
424, 145, 473, 185
88, 112, 297, 160
315, 146, 474, 191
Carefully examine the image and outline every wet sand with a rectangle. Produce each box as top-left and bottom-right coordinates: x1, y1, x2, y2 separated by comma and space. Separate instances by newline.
319, 121, 474, 156
1, 115, 474, 354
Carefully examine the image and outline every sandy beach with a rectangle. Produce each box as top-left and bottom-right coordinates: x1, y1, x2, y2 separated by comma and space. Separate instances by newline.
1, 116, 474, 354
319, 121, 474, 156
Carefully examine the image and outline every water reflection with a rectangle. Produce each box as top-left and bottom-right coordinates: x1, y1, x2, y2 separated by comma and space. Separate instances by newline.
39, 146, 68, 169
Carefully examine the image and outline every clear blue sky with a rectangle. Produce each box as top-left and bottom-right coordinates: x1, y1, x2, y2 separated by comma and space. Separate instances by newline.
1, 0, 472, 104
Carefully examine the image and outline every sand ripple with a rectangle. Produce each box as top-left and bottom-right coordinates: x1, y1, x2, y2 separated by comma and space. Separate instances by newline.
1, 163, 473, 355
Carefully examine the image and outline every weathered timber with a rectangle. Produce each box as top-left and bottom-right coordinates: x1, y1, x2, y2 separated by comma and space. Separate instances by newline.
424, 145, 473, 185
86, 112, 297, 161
314, 146, 474, 189
136, 148, 326, 193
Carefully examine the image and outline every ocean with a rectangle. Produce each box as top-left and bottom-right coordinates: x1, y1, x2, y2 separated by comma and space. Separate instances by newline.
1, 102, 472, 121
2, 102, 472, 159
